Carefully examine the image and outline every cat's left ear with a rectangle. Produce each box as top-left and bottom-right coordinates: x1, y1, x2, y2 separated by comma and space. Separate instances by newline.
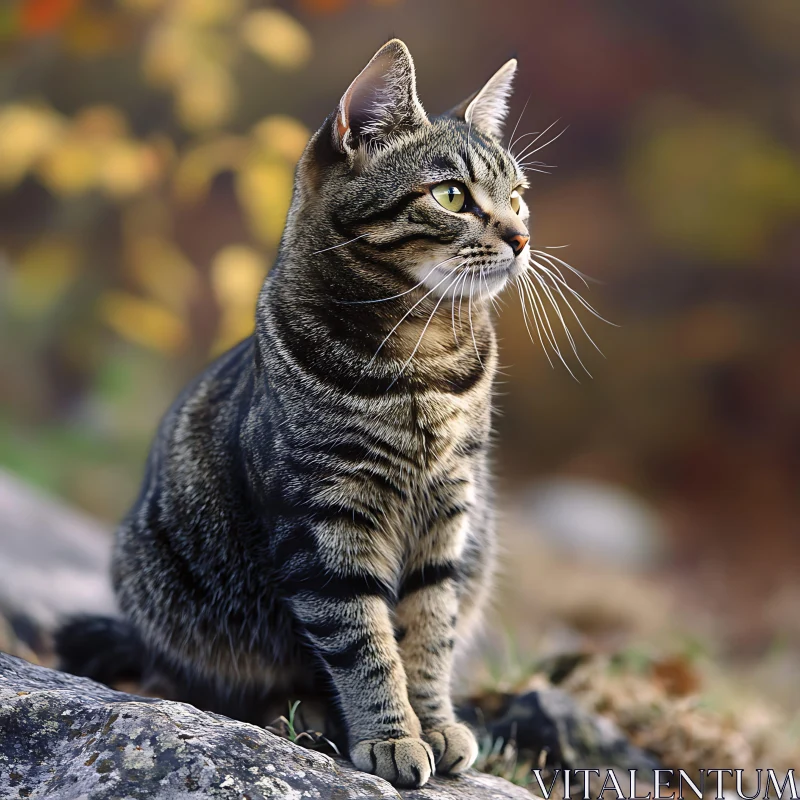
335, 39, 428, 155
447, 59, 517, 140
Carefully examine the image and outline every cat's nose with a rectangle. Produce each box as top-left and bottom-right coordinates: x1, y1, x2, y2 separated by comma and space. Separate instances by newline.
503, 231, 530, 256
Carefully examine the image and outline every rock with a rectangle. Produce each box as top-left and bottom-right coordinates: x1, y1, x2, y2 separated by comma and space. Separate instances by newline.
517, 477, 667, 570
0, 653, 534, 800
460, 688, 658, 775
0, 470, 115, 635
0, 474, 656, 796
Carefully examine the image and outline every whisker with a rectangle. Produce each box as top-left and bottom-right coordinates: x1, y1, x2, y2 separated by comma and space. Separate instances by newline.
386, 270, 464, 391
516, 124, 569, 162
531, 251, 587, 290
527, 267, 592, 376
511, 130, 543, 150
518, 160, 557, 169
529, 261, 608, 357
468, 270, 483, 367
451, 270, 469, 346
457, 271, 467, 328
519, 271, 558, 358
482, 268, 502, 315
356, 263, 465, 387
450, 276, 459, 346
478, 268, 489, 311
336, 255, 462, 305
520, 270, 563, 369
514, 122, 563, 159
312, 233, 370, 255
532, 248, 595, 287
529, 257, 616, 325
521, 270, 580, 381
508, 96, 532, 152
510, 118, 560, 159
515, 278, 553, 369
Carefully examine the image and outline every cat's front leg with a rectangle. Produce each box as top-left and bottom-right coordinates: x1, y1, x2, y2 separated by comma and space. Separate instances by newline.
395, 569, 479, 775
287, 580, 434, 787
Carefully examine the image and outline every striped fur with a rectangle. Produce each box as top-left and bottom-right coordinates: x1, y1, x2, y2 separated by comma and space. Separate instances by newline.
57, 40, 531, 788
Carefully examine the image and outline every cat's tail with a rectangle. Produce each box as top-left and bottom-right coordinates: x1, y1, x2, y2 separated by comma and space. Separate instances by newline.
54, 614, 144, 687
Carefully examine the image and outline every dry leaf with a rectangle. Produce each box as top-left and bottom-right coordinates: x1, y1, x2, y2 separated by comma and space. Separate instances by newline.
0, 104, 65, 188
240, 9, 311, 70
176, 62, 235, 131
99, 291, 187, 354
252, 115, 310, 163
210, 244, 265, 353
237, 155, 294, 245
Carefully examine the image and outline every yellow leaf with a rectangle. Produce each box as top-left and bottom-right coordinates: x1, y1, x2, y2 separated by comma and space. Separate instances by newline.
176, 62, 235, 131
210, 244, 265, 353
252, 115, 310, 163
0, 104, 65, 188
237, 155, 294, 245
127, 236, 199, 315
173, 136, 246, 202
240, 9, 311, 70
211, 244, 265, 307
170, 0, 245, 26
13, 240, 82, 315
142, 23, 195, 87
99, 139, 160, 197
37, 139, 99, 195
99, 291, 187, 354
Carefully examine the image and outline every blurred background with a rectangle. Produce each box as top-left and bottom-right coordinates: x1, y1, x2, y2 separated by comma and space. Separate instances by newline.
1, 0, 799, 768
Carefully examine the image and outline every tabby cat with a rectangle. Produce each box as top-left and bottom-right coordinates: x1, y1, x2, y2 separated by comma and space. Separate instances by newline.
56, 39, 531, 788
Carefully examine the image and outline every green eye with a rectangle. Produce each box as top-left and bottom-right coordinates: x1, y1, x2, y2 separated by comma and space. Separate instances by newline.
432, 182, 466, 212
510, 189, 522, 214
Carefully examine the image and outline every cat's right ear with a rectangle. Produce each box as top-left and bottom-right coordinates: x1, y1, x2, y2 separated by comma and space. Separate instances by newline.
446, 59, 517, 140
334, 39, 428, 155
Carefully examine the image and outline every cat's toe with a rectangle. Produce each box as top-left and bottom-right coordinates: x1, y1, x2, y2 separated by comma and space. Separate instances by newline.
424, 722, 478, 774
351, 737, 435, 788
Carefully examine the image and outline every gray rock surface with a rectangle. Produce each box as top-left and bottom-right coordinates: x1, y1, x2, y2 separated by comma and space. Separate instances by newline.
0, 470, 115, 630
0, 653, 534, 800
518, 477, 667, 569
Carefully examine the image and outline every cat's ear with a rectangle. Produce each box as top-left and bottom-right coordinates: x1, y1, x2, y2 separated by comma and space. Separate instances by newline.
335, 39, 428, 154
447, 59, 517, 140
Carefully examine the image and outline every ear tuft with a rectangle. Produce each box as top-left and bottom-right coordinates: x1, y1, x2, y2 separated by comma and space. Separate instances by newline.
336, 39, 428, 154
449, 59, 517, 140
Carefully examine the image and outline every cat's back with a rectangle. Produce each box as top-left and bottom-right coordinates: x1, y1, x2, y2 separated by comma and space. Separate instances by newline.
117, 336, 263, 554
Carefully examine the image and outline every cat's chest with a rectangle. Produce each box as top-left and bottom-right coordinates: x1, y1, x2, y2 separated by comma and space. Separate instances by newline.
390, 390, 488, 476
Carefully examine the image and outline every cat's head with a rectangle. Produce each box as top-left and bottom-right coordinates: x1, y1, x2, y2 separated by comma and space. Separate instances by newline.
294, 39, 529, 302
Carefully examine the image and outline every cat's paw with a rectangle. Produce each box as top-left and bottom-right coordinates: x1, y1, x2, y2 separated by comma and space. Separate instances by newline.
423, 722, 478, 774
350, 736, 435, 788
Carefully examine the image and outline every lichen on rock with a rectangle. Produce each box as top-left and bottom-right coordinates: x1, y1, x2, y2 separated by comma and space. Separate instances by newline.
0, 652, 534, 800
